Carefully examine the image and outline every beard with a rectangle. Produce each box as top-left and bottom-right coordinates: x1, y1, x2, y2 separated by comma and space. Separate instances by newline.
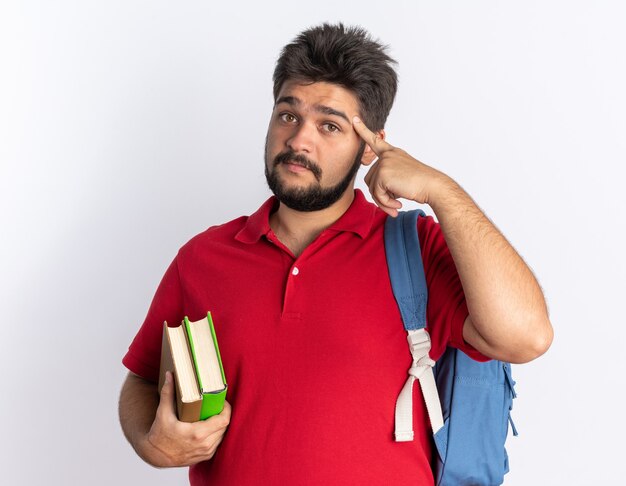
264, 141, 366, 212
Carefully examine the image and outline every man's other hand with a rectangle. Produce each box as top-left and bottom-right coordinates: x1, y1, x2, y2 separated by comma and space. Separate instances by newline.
142, 371, 231, 467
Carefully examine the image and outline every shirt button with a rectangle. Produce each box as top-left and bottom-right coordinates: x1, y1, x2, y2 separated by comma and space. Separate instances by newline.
292, 267, 300, 276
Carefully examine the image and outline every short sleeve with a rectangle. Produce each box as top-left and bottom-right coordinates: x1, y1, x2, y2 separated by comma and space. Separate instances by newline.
122, 255, 186, 382
418, 216, 490, 362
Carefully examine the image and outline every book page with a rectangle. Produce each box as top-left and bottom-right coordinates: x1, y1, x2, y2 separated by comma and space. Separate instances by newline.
188, 317, 225, 393
169, 325, 201, 402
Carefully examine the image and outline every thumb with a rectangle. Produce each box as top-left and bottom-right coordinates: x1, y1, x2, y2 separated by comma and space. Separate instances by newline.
157, 370, 177, 418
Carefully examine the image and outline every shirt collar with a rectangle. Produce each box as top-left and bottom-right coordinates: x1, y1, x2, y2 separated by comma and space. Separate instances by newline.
235, 189, 377, 244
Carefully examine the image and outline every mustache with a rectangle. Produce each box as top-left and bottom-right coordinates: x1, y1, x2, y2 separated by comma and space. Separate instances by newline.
273, 150, 322, 182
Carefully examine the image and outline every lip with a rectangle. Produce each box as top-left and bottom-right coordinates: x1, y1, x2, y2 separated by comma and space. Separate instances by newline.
284, 162, 310, 173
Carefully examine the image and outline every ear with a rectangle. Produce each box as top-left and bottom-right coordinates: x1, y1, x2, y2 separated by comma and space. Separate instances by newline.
360, 129, 385, 166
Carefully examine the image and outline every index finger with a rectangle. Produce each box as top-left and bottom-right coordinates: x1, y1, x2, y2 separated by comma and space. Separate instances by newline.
352, 116, 393, 156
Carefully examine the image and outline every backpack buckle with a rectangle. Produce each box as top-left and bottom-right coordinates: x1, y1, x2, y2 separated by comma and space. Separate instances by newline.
407, 329, 432, 361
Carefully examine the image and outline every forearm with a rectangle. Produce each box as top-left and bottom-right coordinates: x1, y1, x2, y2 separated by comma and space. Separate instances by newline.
118, 372, 162, 466
429, 177, 553, 363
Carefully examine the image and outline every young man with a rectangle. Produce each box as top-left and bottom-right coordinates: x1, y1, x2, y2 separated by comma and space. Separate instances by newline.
119, 23, 553, 485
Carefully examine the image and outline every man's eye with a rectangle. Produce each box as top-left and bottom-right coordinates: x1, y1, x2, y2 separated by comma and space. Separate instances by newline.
280, 113, 297, 123
323, 123, 340, 133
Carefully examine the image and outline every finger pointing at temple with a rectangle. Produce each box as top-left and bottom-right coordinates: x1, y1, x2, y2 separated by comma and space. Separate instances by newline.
352, 116, 393, 156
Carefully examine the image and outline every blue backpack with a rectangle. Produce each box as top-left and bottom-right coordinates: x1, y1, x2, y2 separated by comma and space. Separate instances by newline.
384, 209, 518, 486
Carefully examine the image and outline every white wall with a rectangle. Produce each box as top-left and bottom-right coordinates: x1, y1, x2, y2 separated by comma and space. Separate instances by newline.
1, 1, 624, 484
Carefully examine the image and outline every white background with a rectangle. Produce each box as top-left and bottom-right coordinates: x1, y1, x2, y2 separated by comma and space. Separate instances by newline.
1, 1, 624, 484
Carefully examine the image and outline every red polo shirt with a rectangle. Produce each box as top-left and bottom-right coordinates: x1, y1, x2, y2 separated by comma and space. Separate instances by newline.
123, 189, 486, 485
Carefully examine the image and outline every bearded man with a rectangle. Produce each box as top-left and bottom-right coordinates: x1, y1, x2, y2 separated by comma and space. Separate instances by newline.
119, 23, 553, 486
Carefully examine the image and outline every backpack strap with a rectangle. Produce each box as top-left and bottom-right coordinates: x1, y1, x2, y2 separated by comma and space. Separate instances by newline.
384, 210, 445, 441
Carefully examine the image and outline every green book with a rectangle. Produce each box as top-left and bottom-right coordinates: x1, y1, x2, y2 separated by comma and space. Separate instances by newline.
158, 312, 227, 422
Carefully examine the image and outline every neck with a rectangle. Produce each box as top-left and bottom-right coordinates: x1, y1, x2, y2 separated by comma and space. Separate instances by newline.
269, 189, 356, 257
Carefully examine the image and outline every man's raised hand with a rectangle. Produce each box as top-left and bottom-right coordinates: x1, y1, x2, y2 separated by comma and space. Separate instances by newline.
352, 116, 449, 217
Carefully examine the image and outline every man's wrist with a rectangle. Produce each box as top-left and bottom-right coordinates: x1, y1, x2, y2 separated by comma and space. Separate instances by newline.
425, 173, 465, 213
135, 430, 172, 468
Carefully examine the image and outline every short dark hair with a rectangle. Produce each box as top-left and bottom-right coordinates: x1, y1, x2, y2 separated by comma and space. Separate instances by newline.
273, 23, 398, 131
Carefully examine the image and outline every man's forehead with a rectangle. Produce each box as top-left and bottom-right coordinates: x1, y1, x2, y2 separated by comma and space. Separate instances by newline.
275, 80, 360, 115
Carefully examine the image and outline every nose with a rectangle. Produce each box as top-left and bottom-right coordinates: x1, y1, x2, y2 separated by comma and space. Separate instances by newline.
286, 121, 315, 153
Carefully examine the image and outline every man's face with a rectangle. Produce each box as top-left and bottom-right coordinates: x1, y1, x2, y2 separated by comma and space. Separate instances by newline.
264, 80, 368, 212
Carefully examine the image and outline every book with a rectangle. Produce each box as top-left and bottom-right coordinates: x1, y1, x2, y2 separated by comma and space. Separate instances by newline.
158, 312, 227, 422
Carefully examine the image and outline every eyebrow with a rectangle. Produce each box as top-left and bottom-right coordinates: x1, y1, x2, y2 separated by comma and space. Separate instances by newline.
275, 96, 350, 124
